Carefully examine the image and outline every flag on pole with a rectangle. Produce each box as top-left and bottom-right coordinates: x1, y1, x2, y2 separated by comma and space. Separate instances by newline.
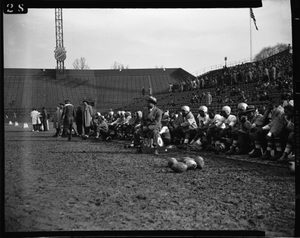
250, 8, 259, 30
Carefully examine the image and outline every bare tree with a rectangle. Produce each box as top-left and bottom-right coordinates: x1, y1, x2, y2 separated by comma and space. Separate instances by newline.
254, 43, 290, 61
72, 57, 90, 70
111, 61, 128, 70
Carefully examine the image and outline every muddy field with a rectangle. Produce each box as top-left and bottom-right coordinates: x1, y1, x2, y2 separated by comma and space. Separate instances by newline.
4, 123, 295, 236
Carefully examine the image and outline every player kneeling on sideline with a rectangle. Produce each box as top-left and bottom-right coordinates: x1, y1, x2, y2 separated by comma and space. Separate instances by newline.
204, 110, 225, 150
133, 96, 163, 155
225, 102, 250, 155
93, 113, 111, 141
207, 106, 237, 154
261, 101, 294, 161
177, 105, 198, 148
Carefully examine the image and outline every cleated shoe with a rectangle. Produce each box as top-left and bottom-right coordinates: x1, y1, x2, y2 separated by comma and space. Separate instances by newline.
225, 146, 236, 155
270, 151, 283, 161
135, 146, 142, 154
205, 145, 215, 152
249, 148, 262, 158
261, 150, 271, 160
235, 148, 248, 155
277, 152, 288, 164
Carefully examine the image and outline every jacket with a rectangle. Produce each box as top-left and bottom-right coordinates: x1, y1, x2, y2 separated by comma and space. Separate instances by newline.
181, 112, 198, 130
62, 104, 76, 122
270, 113, 294, 137
83, 105, 93, 127
141, 106, 163, 131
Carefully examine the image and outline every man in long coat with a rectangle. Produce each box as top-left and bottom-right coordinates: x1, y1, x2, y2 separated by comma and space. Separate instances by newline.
30, 108, 41, 132
41, 107, 49, 131
82, 100, 93, 137
61, 99, 76, 141
133, 96, 163, 155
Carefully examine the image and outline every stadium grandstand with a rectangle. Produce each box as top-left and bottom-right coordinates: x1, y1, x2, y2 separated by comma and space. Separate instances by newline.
4, 67, 194, 120
4, 47, 292, 121
120, 47, 293, 115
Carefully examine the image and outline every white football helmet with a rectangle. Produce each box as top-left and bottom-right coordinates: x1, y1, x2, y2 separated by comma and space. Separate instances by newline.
222, 106, 231, 115
181, 105, 190, 112
199, 105, 208, 113
237, 102, 248, 111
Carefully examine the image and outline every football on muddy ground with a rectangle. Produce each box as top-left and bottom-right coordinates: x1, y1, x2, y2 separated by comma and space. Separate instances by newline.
185, 159, 197, 170
194, 156, 205, 169
171, 162, 188, 173
176, 156, 192, 163
182, 157, 195, 163
167, 157, 178, 167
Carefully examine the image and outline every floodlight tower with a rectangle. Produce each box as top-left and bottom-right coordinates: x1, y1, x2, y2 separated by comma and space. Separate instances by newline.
54, 8, 66, 74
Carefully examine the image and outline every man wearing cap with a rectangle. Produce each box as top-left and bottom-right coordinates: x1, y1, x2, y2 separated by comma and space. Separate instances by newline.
133, 96, 163, 155
243, 105, 265, 158
61, 99, 76, 141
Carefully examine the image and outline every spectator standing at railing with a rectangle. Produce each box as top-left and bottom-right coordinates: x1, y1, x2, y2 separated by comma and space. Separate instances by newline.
199, 77, 205, 89
248, 69, 253, 83
270, 65, 276, 81
182, 81, 186, 91
206, 92, 212, 106
237, 91, 247, 103
168, 83, 173, 92
82, 100, 93, 137
263, 67, 270, 82
195, 78, 200, 89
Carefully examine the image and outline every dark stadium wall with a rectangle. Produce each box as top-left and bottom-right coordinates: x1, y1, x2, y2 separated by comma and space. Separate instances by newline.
4, 68, 194, 117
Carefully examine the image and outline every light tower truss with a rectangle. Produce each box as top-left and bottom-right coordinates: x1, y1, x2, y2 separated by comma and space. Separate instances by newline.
54, 8, 67, 73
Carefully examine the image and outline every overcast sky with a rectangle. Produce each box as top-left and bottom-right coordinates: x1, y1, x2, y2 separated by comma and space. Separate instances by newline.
3, 0, 292, 76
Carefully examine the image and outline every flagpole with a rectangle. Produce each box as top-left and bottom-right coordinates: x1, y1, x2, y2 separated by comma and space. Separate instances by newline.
250, 9, 252, 62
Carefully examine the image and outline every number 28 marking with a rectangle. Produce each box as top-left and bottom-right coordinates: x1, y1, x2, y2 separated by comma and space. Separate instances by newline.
5, 3, 27, 14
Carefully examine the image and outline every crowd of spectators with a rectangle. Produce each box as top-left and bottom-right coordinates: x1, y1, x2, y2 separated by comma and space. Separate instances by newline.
166, 48, 293, 110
